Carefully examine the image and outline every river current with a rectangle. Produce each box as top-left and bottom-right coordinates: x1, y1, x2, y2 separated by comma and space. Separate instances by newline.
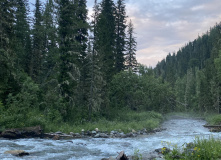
1, 117, 221, 160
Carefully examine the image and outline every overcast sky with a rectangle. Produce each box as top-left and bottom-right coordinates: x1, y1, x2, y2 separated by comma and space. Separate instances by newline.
30, 0, 221, 67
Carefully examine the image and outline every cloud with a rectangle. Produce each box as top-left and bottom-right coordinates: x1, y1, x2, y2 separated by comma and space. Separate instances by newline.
125, 0, 221, 67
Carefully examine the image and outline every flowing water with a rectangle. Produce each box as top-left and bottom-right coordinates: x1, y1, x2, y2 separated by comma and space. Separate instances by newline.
1, 117, 221, 160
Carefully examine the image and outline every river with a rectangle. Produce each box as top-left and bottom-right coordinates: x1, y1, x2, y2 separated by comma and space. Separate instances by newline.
1, 117, 221, 160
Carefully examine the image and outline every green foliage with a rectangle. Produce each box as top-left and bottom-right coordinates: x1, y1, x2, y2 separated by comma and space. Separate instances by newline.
95, 0, 117, 82
125, 20, 137, 73
115, 0, 127, 72
0, 77, 40, 128
206, 114, 221, 125
133, 149, 143, 160
41, 110, 162, 133
109, 70, 173, 113
165, 137, 221, 160
6, 77, 39, 111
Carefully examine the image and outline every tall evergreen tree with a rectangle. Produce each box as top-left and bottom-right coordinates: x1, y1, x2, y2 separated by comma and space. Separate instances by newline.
57, 0, 82, 120
31, 0, 44, 82
95, 0, 116, 83
125, 19, 137, 73
74, 0, 90, 107
85, 1, 107, 120
42, 0, 59, 82
14, 0, 32, 74
0, 0, 17, 102
115, 0, 127, 72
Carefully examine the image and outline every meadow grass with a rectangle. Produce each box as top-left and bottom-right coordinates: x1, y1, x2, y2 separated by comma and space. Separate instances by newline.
44, 111, 163, 134
205, 113, 221, 125
164, 137, 221, 160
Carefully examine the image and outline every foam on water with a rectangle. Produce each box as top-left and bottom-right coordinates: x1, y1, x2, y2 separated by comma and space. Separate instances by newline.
1, 118, 221, 160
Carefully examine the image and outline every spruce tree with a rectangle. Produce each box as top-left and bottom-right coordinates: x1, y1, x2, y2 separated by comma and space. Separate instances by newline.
86, 1, 106, 120
0, 0, 16, 102
42, 0, 59, 82
14, 0, 32, 74
95, 0, 116, 83
57, 0, 82, 120
74, 0, 90, 107
115, 0, 127, 72
87, 38, 105, 120
31, 0, 44, 82
125, 19, 137, 73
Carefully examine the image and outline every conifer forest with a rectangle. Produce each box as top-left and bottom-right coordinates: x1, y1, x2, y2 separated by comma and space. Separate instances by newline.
1, 0, 221, 130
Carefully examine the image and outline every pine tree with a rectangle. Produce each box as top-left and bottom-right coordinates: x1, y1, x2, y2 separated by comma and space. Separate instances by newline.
42, 0, 59, 82
31, 0, 44, 82
115, 0, 127, 72
14, 0, 32, 74
0, 0, 16, 102
95, 0, 116, 83
125, 19, 137, 73
85, 1, 106, 120
87, 38, 105, 120
57, 0, 82, 120
74, 0, 90, 107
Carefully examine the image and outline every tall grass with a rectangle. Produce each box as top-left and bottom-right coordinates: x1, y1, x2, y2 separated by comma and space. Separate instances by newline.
206, 114, 221, 125
44, 111, 162, 133
164, 137, 221, 160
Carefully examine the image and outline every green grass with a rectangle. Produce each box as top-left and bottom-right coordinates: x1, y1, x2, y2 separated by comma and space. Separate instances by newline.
44, 111, 162, 133
164, 137, 221, 160
205, 113, 221, 125
0, 109, 162, 134
41, 112, 162, 133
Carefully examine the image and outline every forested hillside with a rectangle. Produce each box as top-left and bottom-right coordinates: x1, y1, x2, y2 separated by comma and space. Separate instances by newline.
0, 0, 172, 130
155, 23, 221, 113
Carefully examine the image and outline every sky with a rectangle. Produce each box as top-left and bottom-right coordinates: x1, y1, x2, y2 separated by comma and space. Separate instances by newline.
30, 0, 221, 67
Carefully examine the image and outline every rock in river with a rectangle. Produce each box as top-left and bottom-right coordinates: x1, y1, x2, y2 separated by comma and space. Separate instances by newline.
4, 150, 29, 157
1, 126, 43, 139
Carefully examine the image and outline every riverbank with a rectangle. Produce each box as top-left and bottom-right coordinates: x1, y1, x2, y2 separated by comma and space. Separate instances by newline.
45, 111, 163, 134
0, 111, 163, 139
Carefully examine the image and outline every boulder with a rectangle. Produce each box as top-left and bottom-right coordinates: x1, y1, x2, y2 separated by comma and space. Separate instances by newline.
1, 126, 43, 139
74, 133, 82, 138
101, 157, 115, 160
4, 150, 29, 157
116, 133, 127, 138
110, 131, 117, 134
53, 135, 60, 140
99, 133, 109, 138
116, 151, 128, 160
86, 131, 92, 136
94, 134, 100, 138
126, 132, 136, 137
55, 131, 63, 135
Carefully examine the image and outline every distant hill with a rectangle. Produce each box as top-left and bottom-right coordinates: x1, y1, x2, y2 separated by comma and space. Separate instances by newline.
154, 22, 221, 113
